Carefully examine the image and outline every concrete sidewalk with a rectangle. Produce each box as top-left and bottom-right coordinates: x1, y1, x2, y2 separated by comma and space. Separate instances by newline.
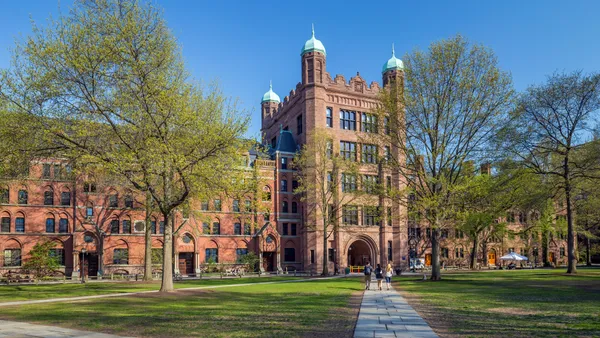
354, 286, 438, 338
0, 320, 132, 338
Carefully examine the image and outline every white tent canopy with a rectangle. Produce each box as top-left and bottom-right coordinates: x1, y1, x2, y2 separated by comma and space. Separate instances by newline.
500, 252, 529, 261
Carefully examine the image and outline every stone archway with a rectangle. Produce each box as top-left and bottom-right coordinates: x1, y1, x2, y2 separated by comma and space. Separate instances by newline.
347, 238, 376, 267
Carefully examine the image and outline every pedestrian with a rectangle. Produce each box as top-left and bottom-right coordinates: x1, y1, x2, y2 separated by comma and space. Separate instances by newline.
375, 264, 384, 291
363, 262, 372, 290
385, 263, 393, 290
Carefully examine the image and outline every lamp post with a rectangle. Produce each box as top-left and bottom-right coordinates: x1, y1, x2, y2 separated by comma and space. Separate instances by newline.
81, 248, 86, 284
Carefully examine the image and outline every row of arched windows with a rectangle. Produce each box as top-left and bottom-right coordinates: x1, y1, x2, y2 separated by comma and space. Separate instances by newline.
281, 201, 298, 214
0, 186, 72, 206
0, 211, 70, 234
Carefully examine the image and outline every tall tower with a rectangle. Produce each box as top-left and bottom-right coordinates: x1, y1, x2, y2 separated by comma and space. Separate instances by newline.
261, 81, 280, 119
301, 25, 326, 85
382, 44, 404, 87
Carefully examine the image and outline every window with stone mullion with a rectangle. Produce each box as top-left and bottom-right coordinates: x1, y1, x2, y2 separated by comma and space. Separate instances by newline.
339, 110, 356, 130
363, 206, 380, 226
340, 141, 356, 161
361, 144, 378, 164
342, 205, 358, 225
341, 173, 357, 192
361, 113, 378, 133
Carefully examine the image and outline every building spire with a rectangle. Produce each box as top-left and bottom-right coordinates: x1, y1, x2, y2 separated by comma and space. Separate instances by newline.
312, 23, 315, 37
270, 80, 273, 90
392, 43, 395, 57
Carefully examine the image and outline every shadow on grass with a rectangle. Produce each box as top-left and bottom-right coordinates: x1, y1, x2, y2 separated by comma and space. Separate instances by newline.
396, 270, 600, 337
0, 278, 363, 338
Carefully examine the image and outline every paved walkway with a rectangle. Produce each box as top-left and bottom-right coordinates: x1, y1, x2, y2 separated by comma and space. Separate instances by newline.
354, 286, 438, 338
0, 320, 132, 338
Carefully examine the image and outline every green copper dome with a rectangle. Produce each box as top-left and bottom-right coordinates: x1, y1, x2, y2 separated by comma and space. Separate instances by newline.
301, 25, 326, 56
382, 44, 404, 74
261, 81, 280, 103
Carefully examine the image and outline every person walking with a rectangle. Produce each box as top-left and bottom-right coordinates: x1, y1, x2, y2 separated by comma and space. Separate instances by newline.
375, 264, 384, 291
363, 262, 372, 290
385, 263, 393, 290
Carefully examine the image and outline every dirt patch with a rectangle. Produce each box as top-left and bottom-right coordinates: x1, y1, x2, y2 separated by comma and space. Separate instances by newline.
487, 307, 542, 316
301, 290, 363, 338
396, 288, 457, 338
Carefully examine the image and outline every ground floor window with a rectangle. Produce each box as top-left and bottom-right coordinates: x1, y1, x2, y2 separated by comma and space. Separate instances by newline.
441, 247, 449, 259
205, 248, 218, 263
310, 249, 315, 264
113, 249, 129, 264
3, 249, 21, 266
49, 248, 65, 266
387, 241, 392, 261
560, 247, 565, 258
236, 248, 248, 262
152, 248, 163, 264
284, 248, 295, 262
455, 247, 464, 258
328, 248, 335, 262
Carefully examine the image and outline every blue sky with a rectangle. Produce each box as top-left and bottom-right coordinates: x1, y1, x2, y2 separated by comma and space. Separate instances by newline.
1, 1, 599, 138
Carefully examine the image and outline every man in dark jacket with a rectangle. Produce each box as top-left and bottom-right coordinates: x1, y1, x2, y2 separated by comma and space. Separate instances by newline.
364, 262, 372, 290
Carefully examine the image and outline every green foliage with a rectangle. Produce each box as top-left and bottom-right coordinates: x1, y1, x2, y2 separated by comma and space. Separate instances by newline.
236, 252, 259, 272
22, 241, 60, 280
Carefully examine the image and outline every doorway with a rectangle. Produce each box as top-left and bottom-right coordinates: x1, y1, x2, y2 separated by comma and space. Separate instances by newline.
178, 252, 194, 275
263, 252, 275, 272
425, 254, 432, 266
488, 250, 496, 266
347, 239, 372, 266
549, 252, 555, 264
82, 253, 98, 277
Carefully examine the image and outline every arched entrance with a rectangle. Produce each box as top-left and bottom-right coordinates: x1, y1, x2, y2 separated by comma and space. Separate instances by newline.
347, 239, 373, 266
488, 249, 497, 266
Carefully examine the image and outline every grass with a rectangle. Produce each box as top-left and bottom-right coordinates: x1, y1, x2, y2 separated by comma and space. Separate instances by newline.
395, 268, 600, 337
0, 276, 304, 302
0, 277, 361, 337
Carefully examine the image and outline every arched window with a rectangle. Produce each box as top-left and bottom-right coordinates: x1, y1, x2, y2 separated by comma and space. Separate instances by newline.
234, 221, 242, 235
262, 186, 271, 201
44, 188, 54, 206
0, 187, 9, 204
202, 222, 210, 235
86, 203, 94, 218
3, 240, 21, 266
124, 195, 134, 208
212, 220, 220, 235
292, 202, 298, 214
182, 233, 193, 244
113, 248, 129, 264
150, 217, 157, 234
282, 201, 289, 213
18, 189, 28, 205
281, 180, 288, 192
59, 216, 69, 233
46, 216, 56, 233
1, 212, 10, 232
15, 213, 25, 233
110, 218, 120, 233
60, 189, 71, 206
122, 217, 132, 234
205, 241, 218, 263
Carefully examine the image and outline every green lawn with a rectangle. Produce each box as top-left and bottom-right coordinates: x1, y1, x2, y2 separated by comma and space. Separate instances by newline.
0, 276, 304, 303
0, 277, 361, 337
395, 268, 600, 337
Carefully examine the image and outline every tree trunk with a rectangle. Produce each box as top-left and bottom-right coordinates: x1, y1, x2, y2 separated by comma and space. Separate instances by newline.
564, 158, 577, 274
542, 230, 550, 266
97, 235, 104, 276
160, 212, 174, 292
481, 241, 488, 269
586, 236, 592, 266
143, 192, 153, 281
322, 218, 329, 276
430, 228, 441, 280
469, 235, 478, 270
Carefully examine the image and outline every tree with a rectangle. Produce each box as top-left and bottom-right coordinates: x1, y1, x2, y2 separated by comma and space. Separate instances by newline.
0, 0, 248, 291
293, 128, 366, 275
22, 241, 60, 281
502, 71, 600, 274
378, 35, 514, 280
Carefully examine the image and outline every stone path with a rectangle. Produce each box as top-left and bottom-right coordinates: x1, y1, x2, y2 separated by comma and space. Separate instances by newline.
0, 320, 132, 338
354, 286, 438, 338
